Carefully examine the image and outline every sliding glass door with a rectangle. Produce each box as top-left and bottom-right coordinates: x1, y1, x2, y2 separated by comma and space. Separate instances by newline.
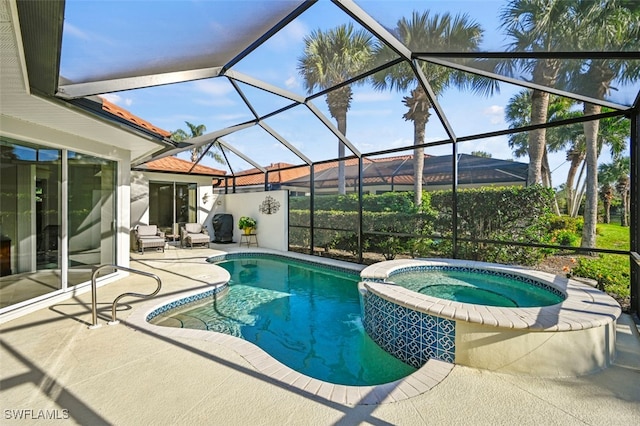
149, 181, 197, 235
67, 151, 117, 285
0, 138, 118, 309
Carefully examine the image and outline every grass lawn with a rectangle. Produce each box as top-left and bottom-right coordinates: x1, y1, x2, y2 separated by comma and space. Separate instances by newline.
596, 223, 630, 251
572, 222, 631, 308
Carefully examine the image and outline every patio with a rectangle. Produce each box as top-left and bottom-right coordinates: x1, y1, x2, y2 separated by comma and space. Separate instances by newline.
1, 1, 639, 423
1, 246, 639, 425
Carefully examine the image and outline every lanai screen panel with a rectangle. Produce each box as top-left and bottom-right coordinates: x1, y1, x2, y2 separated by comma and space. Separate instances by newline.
60, 0, 305, 83
357, 1, 640, 110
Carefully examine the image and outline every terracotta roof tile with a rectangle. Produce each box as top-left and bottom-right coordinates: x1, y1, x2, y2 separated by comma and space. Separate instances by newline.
232, 163, 309, 186
230, 155, 432, 187
141, 156, 226, 175
101, 98, 171, 138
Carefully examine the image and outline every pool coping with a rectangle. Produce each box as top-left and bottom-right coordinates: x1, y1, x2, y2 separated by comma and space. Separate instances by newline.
126, 249, 454, 406
360, 258, 622, 331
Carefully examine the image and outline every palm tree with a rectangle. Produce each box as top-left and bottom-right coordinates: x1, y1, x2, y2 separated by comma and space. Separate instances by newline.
599, 156, 631, 226
298, 24, 373, 194
500, 0, 575, 186
372, 11, 497, 207
561, 0, 640, 248
598, 183, 615, 224
616, 175, 630, 227
505, 89, 578, 214
171, 121, 224, 164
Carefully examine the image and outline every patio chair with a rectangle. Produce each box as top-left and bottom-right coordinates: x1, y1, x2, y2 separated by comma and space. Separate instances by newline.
181, 223, 210, 248
135, 225, 165, 254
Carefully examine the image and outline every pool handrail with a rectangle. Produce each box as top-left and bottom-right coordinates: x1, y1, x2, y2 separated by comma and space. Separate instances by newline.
89, 264, 162, 329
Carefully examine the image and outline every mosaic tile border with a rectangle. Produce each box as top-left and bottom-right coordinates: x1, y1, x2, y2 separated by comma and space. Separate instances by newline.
207, 251, 360, 276
378, 265, 565, 298
362, 291, 455, 367
146, 285, 227, 322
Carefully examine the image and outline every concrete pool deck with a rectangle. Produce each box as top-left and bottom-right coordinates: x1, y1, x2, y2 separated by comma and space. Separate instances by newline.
1, 246, 639, 425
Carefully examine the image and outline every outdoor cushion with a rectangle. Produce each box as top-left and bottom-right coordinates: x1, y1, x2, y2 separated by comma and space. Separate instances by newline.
185, 223, 202, 234
137, 225, 159, 237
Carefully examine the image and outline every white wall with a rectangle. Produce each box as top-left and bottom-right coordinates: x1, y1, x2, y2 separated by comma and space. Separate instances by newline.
130, 171, 215, 227
130, 171, 219, 248
222, 190, 288, 251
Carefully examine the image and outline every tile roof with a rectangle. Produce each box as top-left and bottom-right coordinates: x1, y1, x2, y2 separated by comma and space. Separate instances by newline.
283, 154, 527, 188
101, 98, 171, 138
229, 155, 433, 188
232, 162, 309, 186
98, 99, 226, 176
138, 156, 226, 176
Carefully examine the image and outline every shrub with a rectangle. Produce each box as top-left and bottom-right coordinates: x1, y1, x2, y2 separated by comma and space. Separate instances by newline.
290, 185, 557, 266
430, 185, 555, 264
572, 255, 630, 297
546, 215, 584, 233
553, 230, 581, 247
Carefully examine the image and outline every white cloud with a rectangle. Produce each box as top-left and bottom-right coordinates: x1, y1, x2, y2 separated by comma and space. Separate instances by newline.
350, 108, 393, 117
194, 79, 234, 97
194, 98, 236, 107
63, 22, 116, 46
101, 93, 133, 106
215, 113, 249, 122
63, 23, 90, 41
268, 20, 308, 51
284, 75, 300, 90
353, 91, 393, 103
483, 105, 505, 125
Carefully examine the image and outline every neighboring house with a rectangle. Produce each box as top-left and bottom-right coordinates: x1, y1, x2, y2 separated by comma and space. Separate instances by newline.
228, 154, 528, 195
221, 162, 310, 194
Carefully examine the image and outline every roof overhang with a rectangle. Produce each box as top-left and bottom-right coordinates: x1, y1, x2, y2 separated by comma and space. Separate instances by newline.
0, 0, 169, 162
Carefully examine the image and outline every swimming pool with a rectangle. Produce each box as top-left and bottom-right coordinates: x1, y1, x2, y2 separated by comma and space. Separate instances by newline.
149, 255, 416, 386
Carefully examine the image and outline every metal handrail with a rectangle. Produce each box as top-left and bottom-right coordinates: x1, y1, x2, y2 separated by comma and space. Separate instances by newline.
89, 264, 162, 329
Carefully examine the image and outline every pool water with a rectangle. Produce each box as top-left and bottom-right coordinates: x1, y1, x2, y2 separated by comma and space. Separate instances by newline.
389, 269, 564, 307
153, 257, 416, 386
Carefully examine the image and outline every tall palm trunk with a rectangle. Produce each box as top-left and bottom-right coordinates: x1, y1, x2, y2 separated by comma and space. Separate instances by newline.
565, 146, 585, 215
581, 102, 601, 250
571, 161, 587, 217
600, 184, 613, 224
542, 149, 560, 214
327, 87, 352, 195
527, 57, 560, 185
403, 86, 430, 208
617, 176, 630, 227
412, 115, 427, 208
336, 114, 347, 194
528, 89, 551, 185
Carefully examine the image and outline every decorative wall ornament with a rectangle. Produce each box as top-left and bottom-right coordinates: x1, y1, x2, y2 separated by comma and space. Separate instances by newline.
259, 195, 280, 215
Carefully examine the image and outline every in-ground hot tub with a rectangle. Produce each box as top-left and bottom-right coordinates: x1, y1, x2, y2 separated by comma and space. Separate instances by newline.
359, 259, 622, 376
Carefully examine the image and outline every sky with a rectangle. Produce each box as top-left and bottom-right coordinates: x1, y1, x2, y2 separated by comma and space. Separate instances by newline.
60, 0, 635, 186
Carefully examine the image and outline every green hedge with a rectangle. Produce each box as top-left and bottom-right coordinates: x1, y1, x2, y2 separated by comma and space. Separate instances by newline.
289, 186, 556, 264
290, 191, 421, 213
429, 186, 555, 264
289, 209, 434, 259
